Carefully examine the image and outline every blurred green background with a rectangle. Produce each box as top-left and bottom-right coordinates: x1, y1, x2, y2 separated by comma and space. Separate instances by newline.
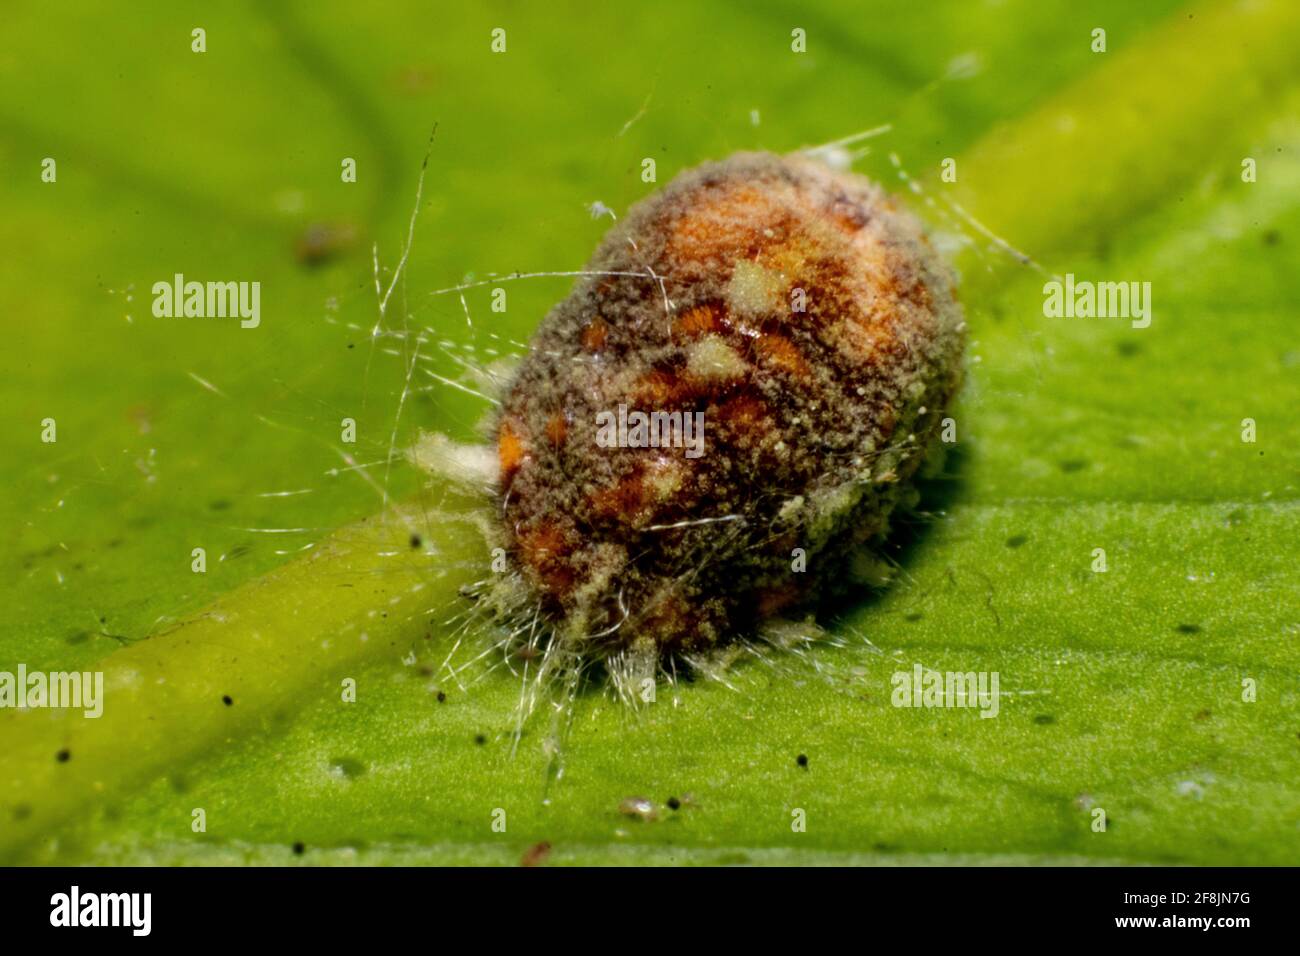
1, 0, 1297, 864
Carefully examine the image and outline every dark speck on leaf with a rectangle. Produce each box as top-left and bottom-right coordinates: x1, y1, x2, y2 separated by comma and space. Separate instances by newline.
1033, 714, 1056, 725
1176, 623, 1202, 634
436, 690, 446, 703
667, 796, 681, 811
222, 695, 233, 706
295, 222, 356, 267
1115, 340, 1141, 358
796, 753, 808, 768
1005, 534, 1029, 549
56, 749, 71, 763
474, 734, 486, 745
410, 533, 422, 549
520, 841, 552, 867
1262, 229, 1280, 245
1059, 459, 1088, 473
292, 842, 305, 855
904, 611, 923, 622
618, 797, 657, 820
331, 756, 366, 779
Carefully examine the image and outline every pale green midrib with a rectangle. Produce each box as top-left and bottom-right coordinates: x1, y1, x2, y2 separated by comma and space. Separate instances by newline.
0, 501, 485, 862
946, 0, 1300, 284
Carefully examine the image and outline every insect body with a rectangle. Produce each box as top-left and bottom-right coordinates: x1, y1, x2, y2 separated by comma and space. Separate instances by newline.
488, 152, 964, 673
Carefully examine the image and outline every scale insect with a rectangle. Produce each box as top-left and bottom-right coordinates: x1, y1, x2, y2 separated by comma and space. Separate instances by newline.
414, 150, 965, 713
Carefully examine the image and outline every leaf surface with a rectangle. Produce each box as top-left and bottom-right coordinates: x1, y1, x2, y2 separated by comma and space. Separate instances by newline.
2, 0, 1297, 865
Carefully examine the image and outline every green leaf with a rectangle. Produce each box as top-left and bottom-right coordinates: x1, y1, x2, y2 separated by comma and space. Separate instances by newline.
2, 0, 1297, 865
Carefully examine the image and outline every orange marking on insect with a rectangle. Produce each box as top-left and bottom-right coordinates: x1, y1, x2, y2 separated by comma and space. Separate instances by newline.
714, 392, 768, 428
581, 317, 609, 351
632, 367, 693, 405
516, 522, 574, 594
672, 303, 724, 338
545, 411, 568, 447
589, 470, 650, 521
498, 420, 527, 482
753, 332, 811, 377
666, 184, 779, 262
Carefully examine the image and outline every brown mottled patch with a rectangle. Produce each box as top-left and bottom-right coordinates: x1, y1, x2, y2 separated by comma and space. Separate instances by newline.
631, 367, 694, 405
713, 392, 769, 431
756, 584, 801, 617
589, 470, 649, 522
830, 199, 870, 233
632, 590, 707, 652
545, 411, 568, 448
581, 317, 609, 351
516, 522, 575, 595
